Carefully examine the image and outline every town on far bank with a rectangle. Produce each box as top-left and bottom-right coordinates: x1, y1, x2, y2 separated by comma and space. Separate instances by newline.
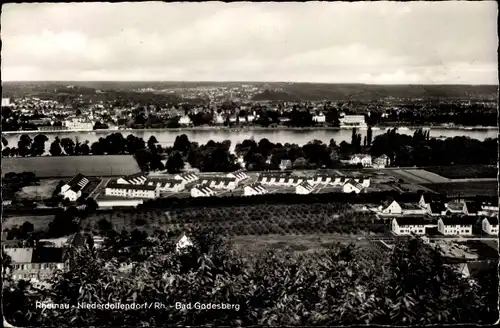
1, 81, 498, 133
1, 84, 499, 328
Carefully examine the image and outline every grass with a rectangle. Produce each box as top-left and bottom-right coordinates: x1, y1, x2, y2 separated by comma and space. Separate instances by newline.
231, 234, 375, 254
15, 179, 61, 201
424, 181, 498, 197
423, 165, 498, 179
2, 215, 55, 232
1, 155, 141, 178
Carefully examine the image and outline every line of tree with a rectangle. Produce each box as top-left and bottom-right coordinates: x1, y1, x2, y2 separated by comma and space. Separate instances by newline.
2, 230, 497, 326
2, 129, 497, 171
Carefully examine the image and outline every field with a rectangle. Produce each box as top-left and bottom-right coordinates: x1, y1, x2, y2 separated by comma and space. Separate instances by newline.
81, 203, 388, 236
15, 179, 61, 200
423, 165, 498, 179
423, 181, 498, 197
231, 234, 376, 255
387, 169, 449, 184
1, 155, 141, 178
2, 215, 55, 232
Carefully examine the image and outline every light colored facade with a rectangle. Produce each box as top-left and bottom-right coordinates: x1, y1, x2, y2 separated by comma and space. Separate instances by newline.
349, 154, 372, 167
392, 218, 437, 236
60, 173, 90, 201
105, 182, 159, 199
179, 116, 192, 125
145, 179, 184, 192
437, 218, 474, 236
116, 173, 148, 185
4, 248, 66, 282
372, 155, 390, 168
312, 113, 326, 123
339, 115, 367, 128
174, 172, 199, 184
199, 178, 237, 190
226, 169, 249, 183
342, 181, 363, 194
482, 217, 499, 235
296, 182, 314, 195
97, 199, 144, 208
258, 175, 304, 186
64, 119, 94, 131
243, 183, 268, 196
191, 185, 216, 198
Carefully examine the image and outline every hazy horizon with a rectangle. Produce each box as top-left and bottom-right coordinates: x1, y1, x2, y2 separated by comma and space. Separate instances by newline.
2, 2, 498, 84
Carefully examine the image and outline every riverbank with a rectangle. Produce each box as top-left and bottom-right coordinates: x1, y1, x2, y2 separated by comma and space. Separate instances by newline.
2, 125, 498, 135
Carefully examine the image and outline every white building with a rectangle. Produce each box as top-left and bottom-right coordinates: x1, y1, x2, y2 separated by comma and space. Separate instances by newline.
349, 154, 372, 167
213, 114, 225, 124
169, 233, 194, 252
2, 98, 12, 107
391, 217, 437, 236
426, 202, 447, 216
437, 217, 475, 236
372, 155, 391, 168
179, 116, 192, 125
60, 173, 90, 201
226, 169, 249, 183
339, 114, 367, 128
145, 178, 184, 192
191, 185, 216, 198
174, 172, 199, 184
342, 180, 364, 194
116, 173, 148, 185
296, 181, 314, 195
353, 177, 371, 188
105, 181, 159, 199
307, 174, 335, 185
380, 199, 427, 216
481, 217, 499, 235
244, 183, 268, 196
312, 113, 326, 123
199, 177, 237, 190
64, 118, 94, 131
258, 174, 303, 186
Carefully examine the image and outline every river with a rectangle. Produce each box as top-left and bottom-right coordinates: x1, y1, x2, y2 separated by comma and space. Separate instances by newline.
2, 127, 497, 151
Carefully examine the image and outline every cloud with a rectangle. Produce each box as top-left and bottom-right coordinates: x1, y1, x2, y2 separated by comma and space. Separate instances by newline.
1, 2, 497, 84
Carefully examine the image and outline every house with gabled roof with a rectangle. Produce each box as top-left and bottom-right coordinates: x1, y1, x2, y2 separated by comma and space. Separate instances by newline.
200, 177, 237, 190
296, 181, 314, 195
427, 201, 447, 217
244, 183, 268, 196
4, 247, 67, 282
174, 172, 199, 184
391, 217, 437, 235
349, 154, 372, 167
60, 173, 90, 201
482, 217, 499, 235
105, 180, 159, 199
190, 184, 216, 198
226, 169, 249, 183
145, 178, 184, 192
307, 173, 334, 185
116, 172, 147, 185
419, 193, 446, 209
437, 216, 477, 236
342, 179, 364, 194
353, 176, 371, 188
463, 202, 481, 216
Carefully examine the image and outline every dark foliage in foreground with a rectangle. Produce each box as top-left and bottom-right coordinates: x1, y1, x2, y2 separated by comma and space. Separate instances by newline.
2, 230, 498, 326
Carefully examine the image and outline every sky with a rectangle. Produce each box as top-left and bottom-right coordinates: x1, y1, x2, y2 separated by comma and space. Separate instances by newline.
1, 1, 498, 84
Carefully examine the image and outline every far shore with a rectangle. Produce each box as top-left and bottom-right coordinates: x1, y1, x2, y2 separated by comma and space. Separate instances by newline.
1, 125, 498, 135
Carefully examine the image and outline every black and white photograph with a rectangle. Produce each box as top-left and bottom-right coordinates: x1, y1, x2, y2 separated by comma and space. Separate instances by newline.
1, 1, 499, 326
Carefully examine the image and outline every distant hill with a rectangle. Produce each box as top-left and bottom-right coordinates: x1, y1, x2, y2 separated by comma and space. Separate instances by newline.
252, 84, 498, 101
3, 81, 497, 102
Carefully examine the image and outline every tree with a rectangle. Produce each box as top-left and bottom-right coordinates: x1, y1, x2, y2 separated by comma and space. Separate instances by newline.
49, 138, 63, 156
166, 151, 184, 174
30, 134, 49, 156
2, 136, 8, 147
60, 138, 76, 156
173, 134, 191, 153
367, 126, 373, 146
17, 134, 32, 157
